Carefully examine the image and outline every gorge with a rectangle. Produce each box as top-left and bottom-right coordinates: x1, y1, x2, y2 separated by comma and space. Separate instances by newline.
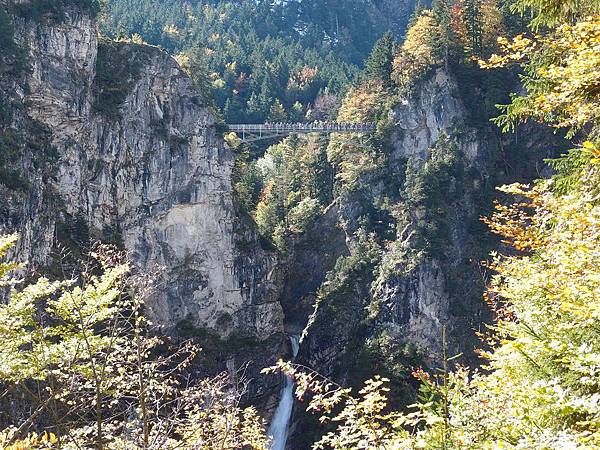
0, 0, 588, 449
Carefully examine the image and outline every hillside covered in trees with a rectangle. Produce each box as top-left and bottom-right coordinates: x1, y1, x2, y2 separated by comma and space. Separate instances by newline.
0, 0, 599, 448
100, 0, 419, 124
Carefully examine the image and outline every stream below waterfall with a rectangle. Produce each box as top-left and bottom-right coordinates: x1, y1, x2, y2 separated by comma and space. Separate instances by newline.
267, 335, 300, 450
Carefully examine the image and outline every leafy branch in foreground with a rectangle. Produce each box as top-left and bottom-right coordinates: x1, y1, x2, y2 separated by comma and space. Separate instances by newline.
481, 18, 600, 137
0, 237, 268, 450
263, 361, 411, 450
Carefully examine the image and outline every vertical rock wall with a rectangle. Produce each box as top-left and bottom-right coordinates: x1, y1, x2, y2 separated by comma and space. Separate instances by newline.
0, 2, 283, 341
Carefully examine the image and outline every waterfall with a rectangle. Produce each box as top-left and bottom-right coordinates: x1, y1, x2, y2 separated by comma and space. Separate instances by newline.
267, 335, 300, 450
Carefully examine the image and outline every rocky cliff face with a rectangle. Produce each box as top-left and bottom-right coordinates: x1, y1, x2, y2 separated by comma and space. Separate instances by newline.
298, 67, 563, 368
285, 67, 564, 448
373, 69, 562, 358
0, 1, 283, 342
374, 69, 492, 357
293, 69, 492, 378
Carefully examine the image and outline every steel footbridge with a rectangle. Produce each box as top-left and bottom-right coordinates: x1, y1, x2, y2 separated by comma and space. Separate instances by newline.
228, 122, 376, 143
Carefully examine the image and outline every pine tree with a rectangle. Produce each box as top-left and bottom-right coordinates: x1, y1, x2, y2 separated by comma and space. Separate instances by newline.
224, 96, 243, 123
188, 46, 215, 106
245, 92, 264, 123
463, 0, 483, 57
364, 31, 396, 88
267, 99, 287, 122
257, 76, 274, 121
432, 0, 454, 67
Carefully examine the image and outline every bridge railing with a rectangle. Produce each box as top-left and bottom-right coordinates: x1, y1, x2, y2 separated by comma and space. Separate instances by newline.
228, 122, 377, 133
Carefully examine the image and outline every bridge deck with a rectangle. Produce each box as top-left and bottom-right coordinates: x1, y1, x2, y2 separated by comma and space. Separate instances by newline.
228, 122, 376, 143
229, 122, 376, 133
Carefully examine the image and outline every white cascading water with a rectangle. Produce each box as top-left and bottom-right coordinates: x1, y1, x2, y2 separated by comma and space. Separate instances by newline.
267, 335, 300, 450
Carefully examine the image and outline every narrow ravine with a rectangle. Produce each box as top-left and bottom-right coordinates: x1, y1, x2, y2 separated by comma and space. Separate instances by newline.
267, 335, 300, 450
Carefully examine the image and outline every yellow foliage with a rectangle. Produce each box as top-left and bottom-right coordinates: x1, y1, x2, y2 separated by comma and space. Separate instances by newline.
481, 183, 546, 252
335, 80, 385, 123
163, 24, 179, 36
327, 81, 385, 188
0, 233, 19, 285
173, 52, 191, 71
224, 131, 242, 149
0, 237, 267, 450
451, 0, 506, 58
482, 17, 600, 136
392, 10, 440, 89
0, 431, 57, 449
